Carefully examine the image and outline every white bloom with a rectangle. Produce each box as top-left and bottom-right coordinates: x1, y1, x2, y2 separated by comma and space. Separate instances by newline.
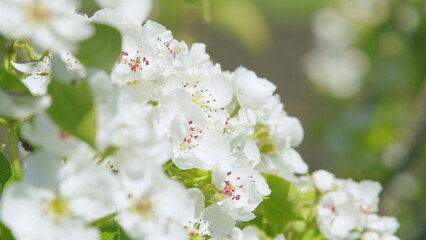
0, 0, 93, 51
304, 48, 369, 98
258, 149, 308, 182
312, 170, 335, 193
158, 89, 230, 170
317, 191, 360, 240
115, 169, 192, 240
339, 179, 382, 214
90, 69, 170, 169
0, 183, 100, 240
11, 56, 51, 95
94, 0, 152, 27
0, 149, 117, 240
212, 157, 270, 221
270, 116, 304, 150
362, 231, 380, 240
0, 90, 51, 120
12, 51, 85, 95
20, 113, 82, 157
363, 214, 399, 235
231, 67, 276, 109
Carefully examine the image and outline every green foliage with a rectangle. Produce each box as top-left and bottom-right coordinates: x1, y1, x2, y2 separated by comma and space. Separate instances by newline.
0, 222, 15, 240
47, 79, 97, 148
0, 65, 29, 95
94, 217, 132, 240
259, 175, 303, 224
0, 152, 12, 193
76, 24, 121, 73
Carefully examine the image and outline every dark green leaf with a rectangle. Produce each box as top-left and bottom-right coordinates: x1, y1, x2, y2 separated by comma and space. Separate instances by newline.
0, 152, 12, 193
47, 79, 96, 148
76, 24, 121, 73
0, 65, 29, 94
0, 222, 15, 240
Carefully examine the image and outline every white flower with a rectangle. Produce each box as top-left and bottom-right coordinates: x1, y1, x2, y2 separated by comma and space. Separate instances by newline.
362, 231, 380, 240
270, 116, 304, 150
115, 168, 192, 240
0, 0, 93, 51
230, 67, 276, 109
11, 56, 51, 95
211, 157, 270, 221
312, 170, 335, 193
94, 0, 152, 27
339, 179, 382, 214
0, 183, 100, 240
20, 113, 82, 157
316, 191, 360, 240
0, 149, 117, 240
0, 90, 51, 120
362, 214, 399, 235
257, 149, 308, 183
158, 89, 230, 170
11, 51, 85, 95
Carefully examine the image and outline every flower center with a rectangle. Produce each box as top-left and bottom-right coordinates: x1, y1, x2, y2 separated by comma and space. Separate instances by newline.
179, 120, 202, 150
118, 51, 150, 77
186, 219, 210, 240
46, 197, 70, 221
130, 196, 153, 219
25, 1, 51, 25
214, 172, 244, 202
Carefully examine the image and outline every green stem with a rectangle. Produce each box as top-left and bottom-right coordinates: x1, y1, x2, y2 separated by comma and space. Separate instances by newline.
23, 42, 37, 61
0, 118, 8, 128
163, 160, 175, 172
10, 127, 21, 179
0, 127, 11, 152
249, 125, 267, 140
229, 104, 241, 119
183, 175, 210, 186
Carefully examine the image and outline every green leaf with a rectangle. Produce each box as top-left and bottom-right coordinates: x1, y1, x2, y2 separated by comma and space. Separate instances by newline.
0, 222, 15, 240
258, 174, 303, 224
0, 65, 29, 94
0, 152, 12, 193
47, 79, 97, 148
101, 232, 117, 240
301, 228, 325, 240
76, 24, 121, 73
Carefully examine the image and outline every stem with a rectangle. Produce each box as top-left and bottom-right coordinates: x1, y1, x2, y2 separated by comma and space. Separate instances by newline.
0, 127, 11, 152
23, 42, 37, 61
183, 175, 210, 186
249, 125, 267, 140
10, 127, 22, 179
0, 118, 8, 128
163, 160, 175, 172
229, 104, 241, 119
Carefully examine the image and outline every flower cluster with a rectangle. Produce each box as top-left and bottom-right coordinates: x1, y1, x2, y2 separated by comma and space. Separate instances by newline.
0, 0, 400, 240
312, 170, 399, 240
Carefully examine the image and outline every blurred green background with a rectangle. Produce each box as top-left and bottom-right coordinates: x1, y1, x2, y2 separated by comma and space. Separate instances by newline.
149, 0, 426, 239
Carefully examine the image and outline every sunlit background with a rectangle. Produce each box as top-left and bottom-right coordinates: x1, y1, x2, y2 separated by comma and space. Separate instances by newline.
145, 0, 426, 239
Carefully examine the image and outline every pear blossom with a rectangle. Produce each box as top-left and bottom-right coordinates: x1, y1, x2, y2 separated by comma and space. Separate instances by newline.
211, 157, 270, 221
0, 148, 118, 240
316, 191, 360, 240
312, 169, 335, 192
20, 113, 82, 157
0, 0, 93, 51
114, 169, 192, 240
